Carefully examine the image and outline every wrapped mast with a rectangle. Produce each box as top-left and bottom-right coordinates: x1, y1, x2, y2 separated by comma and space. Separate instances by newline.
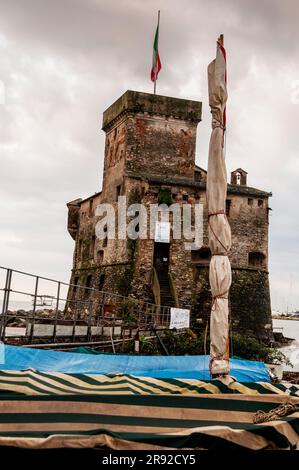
206, 35, 231, 376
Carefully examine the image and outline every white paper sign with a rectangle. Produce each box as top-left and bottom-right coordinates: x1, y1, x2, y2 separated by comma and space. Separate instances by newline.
155, 221, 170, 243
169, 308, 190, 330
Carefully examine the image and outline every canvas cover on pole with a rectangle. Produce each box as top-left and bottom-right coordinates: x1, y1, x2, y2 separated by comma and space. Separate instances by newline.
207, 35, 231, 376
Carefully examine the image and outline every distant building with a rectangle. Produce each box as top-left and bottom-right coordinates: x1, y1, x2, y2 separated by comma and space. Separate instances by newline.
67, 90, 273, 340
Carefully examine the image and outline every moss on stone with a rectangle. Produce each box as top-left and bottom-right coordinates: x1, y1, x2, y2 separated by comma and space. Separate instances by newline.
193, 267, 272, 342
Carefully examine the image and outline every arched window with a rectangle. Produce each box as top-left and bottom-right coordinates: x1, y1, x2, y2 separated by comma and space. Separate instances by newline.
97, 249, 104, 263
231, 169, 247, 186
84, 274, 93, 298
98, 273, 105, 291
73, 276, 79, 295
236, 172, 241, 185
103, 225, 108, 247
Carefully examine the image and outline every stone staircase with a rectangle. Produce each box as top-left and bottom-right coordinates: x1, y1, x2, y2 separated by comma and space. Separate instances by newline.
157, 270, 176, 307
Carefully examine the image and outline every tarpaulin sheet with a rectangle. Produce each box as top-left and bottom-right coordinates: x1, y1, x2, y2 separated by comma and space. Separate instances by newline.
0, 375, 298, 449
0, 345, 269, 382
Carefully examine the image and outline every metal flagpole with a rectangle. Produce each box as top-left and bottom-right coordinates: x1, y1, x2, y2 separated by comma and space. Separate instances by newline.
154, 10, 160, 95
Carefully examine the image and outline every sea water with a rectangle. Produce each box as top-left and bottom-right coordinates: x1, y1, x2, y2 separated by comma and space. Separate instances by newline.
273, 319, 299, 371
0, 300, 65, 312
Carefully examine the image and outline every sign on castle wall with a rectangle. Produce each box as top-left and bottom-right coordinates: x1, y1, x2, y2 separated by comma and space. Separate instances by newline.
169, 308, 190, 330
155, 221, 170, 243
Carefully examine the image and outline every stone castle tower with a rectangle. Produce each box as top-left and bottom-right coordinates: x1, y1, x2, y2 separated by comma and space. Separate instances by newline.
67, 90, 272, 340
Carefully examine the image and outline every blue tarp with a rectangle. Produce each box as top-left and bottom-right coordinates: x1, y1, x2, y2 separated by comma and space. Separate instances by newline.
0, 345, 269, 382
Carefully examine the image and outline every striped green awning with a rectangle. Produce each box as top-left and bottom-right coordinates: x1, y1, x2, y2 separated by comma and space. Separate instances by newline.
0, 370, 298, 450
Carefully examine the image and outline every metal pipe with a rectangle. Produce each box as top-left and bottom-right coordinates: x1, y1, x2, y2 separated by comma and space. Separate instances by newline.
29, 276, 39, 343
0, 269, 12, 340
21, 336, 137, 349
52, 281, 61, 342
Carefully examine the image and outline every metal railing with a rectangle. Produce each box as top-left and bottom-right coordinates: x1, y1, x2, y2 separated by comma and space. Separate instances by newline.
0, 266, 172, 345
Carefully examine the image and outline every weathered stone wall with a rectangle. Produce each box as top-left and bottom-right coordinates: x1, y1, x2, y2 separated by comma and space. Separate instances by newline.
67, 199, 82, 240
102, 90, 202, 130
102, 117, 126, 201
169, 238, 194, 308
228, 194, 269, 268
125, 115, 198, 180
230, 268, 272, 340
68, 189, 129, 304
128, 180, 199, 307
193, 266, 272, 340
101, 91, 201, 197
193, 190, 270, 268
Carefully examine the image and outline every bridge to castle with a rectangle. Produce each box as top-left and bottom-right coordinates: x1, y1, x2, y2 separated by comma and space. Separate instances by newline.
0, 266, 173, 349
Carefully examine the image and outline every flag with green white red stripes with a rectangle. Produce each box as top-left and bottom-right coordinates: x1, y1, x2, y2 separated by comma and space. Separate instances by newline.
151, 17, 162, 82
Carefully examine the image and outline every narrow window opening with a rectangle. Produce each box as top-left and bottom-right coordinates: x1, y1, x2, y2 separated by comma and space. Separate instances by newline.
89, 199, 93, 216
97, 249, 104, 263
116, 184, 122, 200
226, 199, 232, 217
98, 273, 105, 291
90, 235, 95, 258
85, 274, 93, 297
191, 247, 211, 264
103, 225, 108, 248
248, 252, 266, 268
194, 171, 201, 182
73, 276, 79, 295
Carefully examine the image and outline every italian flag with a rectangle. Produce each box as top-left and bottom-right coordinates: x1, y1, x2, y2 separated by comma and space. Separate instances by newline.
151, 22, 162, 82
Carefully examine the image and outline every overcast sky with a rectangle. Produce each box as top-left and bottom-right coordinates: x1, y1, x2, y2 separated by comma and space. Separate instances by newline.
0, 0, 298, 311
